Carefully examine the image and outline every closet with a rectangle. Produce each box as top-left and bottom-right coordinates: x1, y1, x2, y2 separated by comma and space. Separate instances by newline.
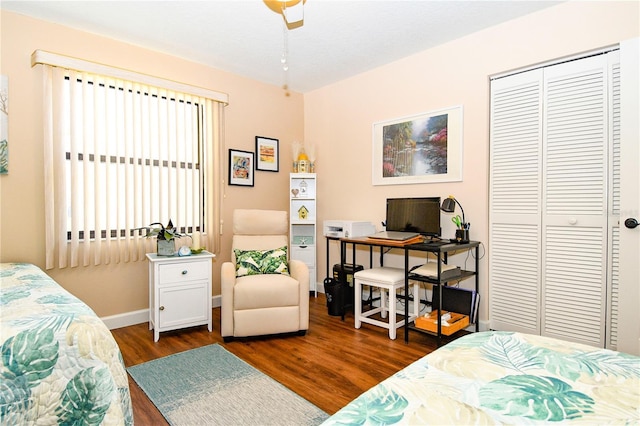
489, 49, 620, 349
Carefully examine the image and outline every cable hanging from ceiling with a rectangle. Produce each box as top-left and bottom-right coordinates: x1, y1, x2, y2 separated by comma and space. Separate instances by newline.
265, 0, 304, 96
281, 21, 290, 96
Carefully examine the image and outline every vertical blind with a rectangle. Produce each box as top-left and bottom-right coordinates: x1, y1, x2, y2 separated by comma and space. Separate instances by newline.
32, 50, 228, 269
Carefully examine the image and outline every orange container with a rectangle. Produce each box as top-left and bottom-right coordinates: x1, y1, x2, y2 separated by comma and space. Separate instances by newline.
414, 310, 469, 336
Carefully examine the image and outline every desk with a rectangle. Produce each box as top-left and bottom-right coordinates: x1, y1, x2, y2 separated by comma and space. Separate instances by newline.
333, 237, 480, 345
403, 240, 479, 345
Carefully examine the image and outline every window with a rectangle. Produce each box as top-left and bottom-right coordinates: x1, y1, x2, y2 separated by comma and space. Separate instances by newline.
35, 51, 227, 269
62, 75, 203, 240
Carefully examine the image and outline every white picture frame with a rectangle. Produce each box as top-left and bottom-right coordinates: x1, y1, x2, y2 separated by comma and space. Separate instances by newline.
372, 105, 463, 185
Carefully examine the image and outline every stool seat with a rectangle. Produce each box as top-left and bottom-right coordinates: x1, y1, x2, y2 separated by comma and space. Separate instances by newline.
353, 267, 419, 340
354, 267, 405, 282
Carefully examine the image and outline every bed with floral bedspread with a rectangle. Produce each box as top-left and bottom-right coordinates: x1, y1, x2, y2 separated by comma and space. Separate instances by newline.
0, 263, 133, 425
323, 331, 640, 425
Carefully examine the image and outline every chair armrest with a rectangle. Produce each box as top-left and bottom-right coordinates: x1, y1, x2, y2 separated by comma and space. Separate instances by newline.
220, 261, 236, 337
289, 259, 310, 330
289, 259, 309, 293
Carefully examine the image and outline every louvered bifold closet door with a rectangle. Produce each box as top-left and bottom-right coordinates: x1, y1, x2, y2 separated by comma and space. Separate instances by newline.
489, 70, 543, 334
541, 54, 613, 347
607, 56, 621, 350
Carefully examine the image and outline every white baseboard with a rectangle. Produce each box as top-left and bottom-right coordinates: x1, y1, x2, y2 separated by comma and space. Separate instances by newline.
478, 320, 490, 332
101, 309, 149, 330
101, 295, 222, 330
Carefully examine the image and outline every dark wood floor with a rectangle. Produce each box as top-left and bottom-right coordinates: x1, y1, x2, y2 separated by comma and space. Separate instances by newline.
111, 294, 449, 425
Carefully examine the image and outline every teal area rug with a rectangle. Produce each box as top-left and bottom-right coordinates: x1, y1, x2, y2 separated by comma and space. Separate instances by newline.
127, 344, 329, 425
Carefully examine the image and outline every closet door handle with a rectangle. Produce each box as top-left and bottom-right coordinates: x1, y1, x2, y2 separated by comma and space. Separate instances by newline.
624, 218, 639, 229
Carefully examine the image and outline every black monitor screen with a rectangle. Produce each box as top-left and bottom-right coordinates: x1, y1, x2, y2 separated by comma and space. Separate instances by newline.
386, 197, 441, 237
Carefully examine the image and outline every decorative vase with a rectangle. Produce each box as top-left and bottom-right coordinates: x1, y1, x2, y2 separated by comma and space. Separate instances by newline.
157, 239, 176, 256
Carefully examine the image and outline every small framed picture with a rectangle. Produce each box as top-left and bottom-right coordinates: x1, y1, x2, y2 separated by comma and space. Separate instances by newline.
229, 149, 254, 187
255, 136, 279, 172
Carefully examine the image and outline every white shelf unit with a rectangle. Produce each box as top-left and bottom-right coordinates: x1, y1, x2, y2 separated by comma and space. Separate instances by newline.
290, 173, 317, 294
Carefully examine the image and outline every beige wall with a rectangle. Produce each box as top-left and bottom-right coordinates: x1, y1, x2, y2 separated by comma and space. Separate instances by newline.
1, 2, 638, 323
305, 1, 640, 323
0, 11, 303, 317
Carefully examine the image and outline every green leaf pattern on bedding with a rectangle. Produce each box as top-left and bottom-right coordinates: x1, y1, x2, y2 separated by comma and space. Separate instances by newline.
323, 331, 640, 425
0, 375, 31, 420
331, 384, 409, 425
0, 263, 132, 425
1, 328, 59, 386
479, 375, 594, 420
56, 366, 115, 425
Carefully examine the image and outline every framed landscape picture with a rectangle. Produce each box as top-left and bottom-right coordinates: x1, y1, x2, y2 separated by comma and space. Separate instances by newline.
372, 105, 463, 185
0, 75, 8, 175
229, 149, 254, 187
255, 136, 279, 172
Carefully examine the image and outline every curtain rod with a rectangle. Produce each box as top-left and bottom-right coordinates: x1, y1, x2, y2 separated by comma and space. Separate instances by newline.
31, 49, 229, 105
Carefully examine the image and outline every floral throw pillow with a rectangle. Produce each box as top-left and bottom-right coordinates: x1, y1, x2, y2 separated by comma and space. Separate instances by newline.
234, 246, 290, 277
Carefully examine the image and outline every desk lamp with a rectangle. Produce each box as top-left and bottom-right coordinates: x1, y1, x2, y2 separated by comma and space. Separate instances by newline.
440, 195, 469, 242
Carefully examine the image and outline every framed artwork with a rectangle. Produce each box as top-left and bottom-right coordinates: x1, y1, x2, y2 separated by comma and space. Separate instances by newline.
372, 105, 463, 185
228, 149, 254, 187
255, 136, 279, 172
0, 75, 8, 175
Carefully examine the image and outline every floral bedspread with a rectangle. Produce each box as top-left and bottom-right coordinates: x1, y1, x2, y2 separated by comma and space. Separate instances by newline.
323, 331, 640, 425
0, 263, 133, 425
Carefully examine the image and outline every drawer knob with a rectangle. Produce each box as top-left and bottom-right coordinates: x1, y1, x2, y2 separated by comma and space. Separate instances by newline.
182, 270, 188, 275
159, 306, 165, 311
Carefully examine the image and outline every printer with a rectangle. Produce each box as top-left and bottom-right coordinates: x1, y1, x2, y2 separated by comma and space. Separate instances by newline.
323, 220, 376, 238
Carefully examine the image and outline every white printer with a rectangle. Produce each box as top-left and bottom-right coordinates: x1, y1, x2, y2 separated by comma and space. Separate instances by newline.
323, 220, 376, 238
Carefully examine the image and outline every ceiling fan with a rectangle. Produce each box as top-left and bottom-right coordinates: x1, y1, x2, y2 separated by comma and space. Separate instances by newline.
264, 0, 305, 29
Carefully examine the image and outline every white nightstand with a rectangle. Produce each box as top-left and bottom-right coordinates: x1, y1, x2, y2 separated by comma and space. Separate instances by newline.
146, 251, 215, 342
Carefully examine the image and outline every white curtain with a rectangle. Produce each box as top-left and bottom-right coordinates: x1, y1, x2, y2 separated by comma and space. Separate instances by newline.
35, 51, 227, 269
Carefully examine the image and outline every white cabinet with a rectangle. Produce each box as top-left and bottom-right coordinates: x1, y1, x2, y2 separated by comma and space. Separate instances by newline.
290, 173, 317, 294
146, 251, 214, 341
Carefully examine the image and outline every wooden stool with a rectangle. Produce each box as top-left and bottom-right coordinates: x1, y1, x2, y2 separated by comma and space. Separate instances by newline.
354, 267, 419, 339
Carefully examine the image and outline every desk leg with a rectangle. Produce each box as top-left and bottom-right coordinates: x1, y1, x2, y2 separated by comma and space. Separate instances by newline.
437, 252, 442, 347
354, 279, 362, 329
475, 245, 480, 332
340, 240, 347, 321
326, 237, 330, 281
404, 247, 410, 343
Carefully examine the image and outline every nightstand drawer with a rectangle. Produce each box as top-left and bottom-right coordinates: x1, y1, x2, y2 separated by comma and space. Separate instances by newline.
158, 260, 209, 284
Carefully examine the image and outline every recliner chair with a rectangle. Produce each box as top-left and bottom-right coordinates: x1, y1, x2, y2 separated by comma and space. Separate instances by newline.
221, 209, 309, 341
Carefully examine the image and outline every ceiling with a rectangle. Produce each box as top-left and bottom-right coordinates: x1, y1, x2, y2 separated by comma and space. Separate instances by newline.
2, 0, 562, 93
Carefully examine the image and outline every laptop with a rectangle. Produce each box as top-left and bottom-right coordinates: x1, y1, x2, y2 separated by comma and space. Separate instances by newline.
368, 231, 420, 241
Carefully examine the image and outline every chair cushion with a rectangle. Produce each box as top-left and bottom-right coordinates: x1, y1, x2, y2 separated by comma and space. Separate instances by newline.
233, 209, 288, 235
234, 246, 289, 277
234, 274, 300, 310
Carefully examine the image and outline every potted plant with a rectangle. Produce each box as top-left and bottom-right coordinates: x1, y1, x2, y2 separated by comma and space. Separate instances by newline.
143, 220, 187, 256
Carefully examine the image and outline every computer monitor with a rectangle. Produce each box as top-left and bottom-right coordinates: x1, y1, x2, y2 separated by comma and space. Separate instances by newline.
386, 197, 441, 238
